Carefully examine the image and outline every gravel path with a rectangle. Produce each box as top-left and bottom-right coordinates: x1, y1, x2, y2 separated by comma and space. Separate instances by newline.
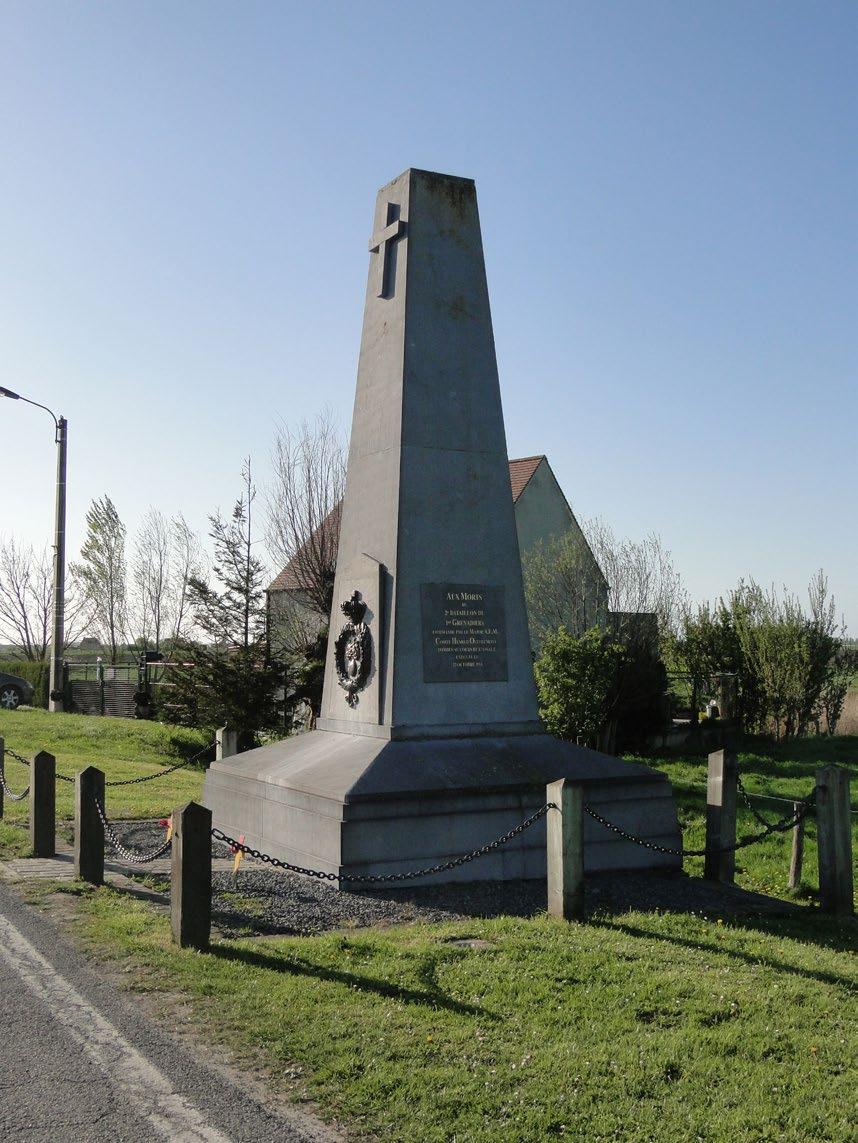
107, 821, 819, 939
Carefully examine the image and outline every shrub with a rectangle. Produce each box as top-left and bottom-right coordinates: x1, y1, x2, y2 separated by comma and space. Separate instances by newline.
670, 573, 848, 740
534, 627, 626, 746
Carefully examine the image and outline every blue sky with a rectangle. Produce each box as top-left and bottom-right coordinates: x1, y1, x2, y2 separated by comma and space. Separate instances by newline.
2, 2, 855, 626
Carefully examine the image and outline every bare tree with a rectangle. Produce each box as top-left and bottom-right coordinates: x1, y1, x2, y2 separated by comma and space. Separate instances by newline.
522, 518, 686, 652
169, 512, 206, 646
131, 508, 172, 651
522, 531, 608, 648
266, 410, 346, 621
71, 496, 128, 663
0, 536, 90, 659
583, 518, 687, 647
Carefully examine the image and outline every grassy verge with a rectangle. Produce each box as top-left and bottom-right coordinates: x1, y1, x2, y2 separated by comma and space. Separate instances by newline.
0, 820, 31, 858
638, 736, 858, 906
57, 883, 856, 1143
0, 707, 209, 824
4, 719, 856, 1138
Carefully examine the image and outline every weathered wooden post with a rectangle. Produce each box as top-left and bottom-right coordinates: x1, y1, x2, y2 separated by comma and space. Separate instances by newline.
30, 750, 56, 858
0, 735, 5, 821
74, 767, 105, 884
816, 765, 853, 917
216, 725, 238, 761
171, 801, 212, 949
546, 779, 584, 920
788, 803, 805, 891
705, 748, 737, 883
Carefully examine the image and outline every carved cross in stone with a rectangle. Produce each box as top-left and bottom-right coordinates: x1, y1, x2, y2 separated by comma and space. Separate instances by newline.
368, 204, 406, 298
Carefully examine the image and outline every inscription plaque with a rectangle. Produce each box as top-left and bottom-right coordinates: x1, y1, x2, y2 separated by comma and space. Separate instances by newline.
420, 583, 508, 683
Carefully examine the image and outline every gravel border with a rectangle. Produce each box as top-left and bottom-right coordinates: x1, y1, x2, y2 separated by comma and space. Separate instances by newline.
107, 822, 820, 939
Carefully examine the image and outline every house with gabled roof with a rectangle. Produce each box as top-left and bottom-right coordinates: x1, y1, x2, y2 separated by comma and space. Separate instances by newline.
267, 455, 607, 656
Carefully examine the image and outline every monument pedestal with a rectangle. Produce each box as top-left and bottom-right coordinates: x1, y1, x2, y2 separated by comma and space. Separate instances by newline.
204, 730, 681, 883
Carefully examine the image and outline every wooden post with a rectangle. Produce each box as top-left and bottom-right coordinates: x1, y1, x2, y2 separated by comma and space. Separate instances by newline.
546, 779, 584, 920
74, 767, 105, 885
216, 725, 238, 761
171, 801, 212, 949
30, 751, 56, 858
0, 736, 5, 821
705, 748, 737, 883
816, 765, 853, 917
787, 803, 805, 891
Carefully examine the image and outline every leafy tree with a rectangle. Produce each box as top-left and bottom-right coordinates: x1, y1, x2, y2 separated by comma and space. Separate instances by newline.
71, 496, 128, 663
168, 461, 282, 746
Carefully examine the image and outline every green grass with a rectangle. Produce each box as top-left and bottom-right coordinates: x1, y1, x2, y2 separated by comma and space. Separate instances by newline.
636, 737, 858, 906
0, 707, 209, 824
63, 885, 856, 1143
4, 714, 857, 1138
0, 820, 31, 857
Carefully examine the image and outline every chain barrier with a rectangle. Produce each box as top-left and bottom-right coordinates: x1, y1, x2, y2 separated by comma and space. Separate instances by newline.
2, 741, 213, 787
737, 772, 779, 829
94, 798, 173, 865
583, 788, 816, 859
212, 803, 554, 885
0, 766, 30, 802
1, 734, 829, 876
103, 741, 214, 787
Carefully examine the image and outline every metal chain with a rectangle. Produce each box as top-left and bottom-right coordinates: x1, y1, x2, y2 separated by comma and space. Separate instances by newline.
0, 766, 30, 801
212, 803, 554, 885
736, 773, 788, 828
2, 741, 213, 787
4, 747, 30, 767
103, 741, 214, 787
93, 798, 173, 864
584, 789, 816, 858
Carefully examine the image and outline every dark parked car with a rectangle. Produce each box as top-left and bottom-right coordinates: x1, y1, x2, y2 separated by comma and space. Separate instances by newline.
0, 671, 35, 709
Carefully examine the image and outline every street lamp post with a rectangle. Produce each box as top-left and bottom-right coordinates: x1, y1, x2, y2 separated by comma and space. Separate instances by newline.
0, 386, 68, 712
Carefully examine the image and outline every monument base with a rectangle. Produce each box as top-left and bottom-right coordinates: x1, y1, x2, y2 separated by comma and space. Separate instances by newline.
203, 731, 681, 885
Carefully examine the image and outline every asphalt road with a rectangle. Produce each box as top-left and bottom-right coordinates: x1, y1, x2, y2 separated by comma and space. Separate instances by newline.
0, 881, 340, 1142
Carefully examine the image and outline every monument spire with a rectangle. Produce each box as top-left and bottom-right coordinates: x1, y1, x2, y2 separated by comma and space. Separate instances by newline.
318, 168, 540, 740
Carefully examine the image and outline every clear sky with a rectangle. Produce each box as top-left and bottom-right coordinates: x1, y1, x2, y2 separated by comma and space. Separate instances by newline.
2, 2, 855, 626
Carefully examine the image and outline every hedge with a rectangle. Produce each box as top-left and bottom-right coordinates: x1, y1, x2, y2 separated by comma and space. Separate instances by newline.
0, 660, 49, 708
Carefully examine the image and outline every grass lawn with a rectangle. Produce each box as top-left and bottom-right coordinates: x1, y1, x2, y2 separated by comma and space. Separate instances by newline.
3, 713, 857, 1139
642, 736, 858, 907
50, 883, 856, 1143
0, 707, 210, 827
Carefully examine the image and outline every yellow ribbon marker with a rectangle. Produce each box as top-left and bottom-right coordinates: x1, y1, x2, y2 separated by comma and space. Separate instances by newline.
159, 816, 173, 842
232, 834, 245, 875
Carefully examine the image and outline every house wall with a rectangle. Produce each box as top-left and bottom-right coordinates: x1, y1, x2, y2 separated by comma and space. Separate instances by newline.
267, 589, 321, 660
515, 460, 584, 559
515, 459, 609, 639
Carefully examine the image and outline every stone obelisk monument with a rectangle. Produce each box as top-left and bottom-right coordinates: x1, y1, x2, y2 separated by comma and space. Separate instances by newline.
204, 169, 679, 882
